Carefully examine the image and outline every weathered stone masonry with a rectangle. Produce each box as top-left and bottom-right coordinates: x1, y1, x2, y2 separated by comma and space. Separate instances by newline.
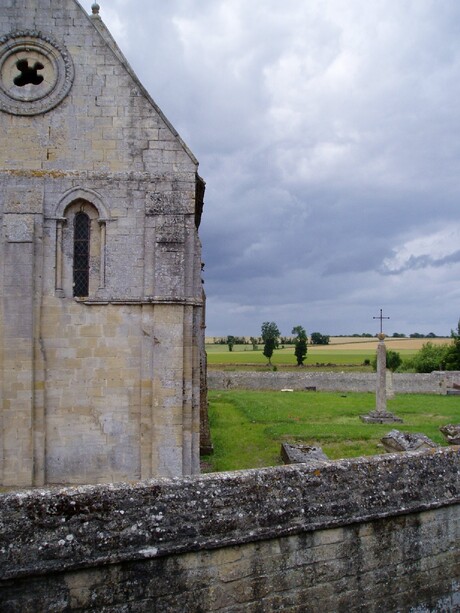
0, 0, 205, 486
0, 448, 459, 611
208, 370, 460, 394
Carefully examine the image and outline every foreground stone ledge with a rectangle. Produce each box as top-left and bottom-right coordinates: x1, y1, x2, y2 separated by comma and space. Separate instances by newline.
0, 447, 458, 582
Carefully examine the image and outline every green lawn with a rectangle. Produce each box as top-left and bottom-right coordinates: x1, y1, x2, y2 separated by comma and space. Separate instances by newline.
202, 390, 459, 472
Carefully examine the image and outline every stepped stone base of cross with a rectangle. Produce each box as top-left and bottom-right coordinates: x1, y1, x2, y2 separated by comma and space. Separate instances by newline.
360, 411, 403, 424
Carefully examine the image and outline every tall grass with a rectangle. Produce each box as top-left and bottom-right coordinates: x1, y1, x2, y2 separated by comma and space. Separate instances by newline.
202, 390, 459, 472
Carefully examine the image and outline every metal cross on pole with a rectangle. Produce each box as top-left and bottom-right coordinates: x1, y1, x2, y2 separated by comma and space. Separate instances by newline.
373, 308, 390, 335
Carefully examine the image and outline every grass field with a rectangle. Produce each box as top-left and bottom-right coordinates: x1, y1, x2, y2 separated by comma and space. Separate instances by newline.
202, 390, 460, 473
206, 337, 452, 371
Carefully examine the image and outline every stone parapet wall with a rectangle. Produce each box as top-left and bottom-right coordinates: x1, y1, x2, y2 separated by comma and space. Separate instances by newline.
208, 370, 460, 394
1, 448, 459, 611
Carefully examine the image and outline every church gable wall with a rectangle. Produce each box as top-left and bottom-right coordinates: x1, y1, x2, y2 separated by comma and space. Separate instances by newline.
0, 0, 196, 176
0, 0, 204, 486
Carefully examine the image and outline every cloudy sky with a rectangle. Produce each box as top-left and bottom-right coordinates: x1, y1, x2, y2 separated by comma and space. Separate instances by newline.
81, 0, 460, 337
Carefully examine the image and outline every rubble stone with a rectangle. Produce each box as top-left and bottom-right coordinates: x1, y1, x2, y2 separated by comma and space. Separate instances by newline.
381, 429, 438, 453
440, 424, 460, 445
281, 443, 329, 464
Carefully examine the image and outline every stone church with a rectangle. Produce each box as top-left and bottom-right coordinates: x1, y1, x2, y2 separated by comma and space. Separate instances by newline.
0, 0, 207, 486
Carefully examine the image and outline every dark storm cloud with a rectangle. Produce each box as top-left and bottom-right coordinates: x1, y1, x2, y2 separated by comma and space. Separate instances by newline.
82, 0, 460, 336
381, 250, 460, 275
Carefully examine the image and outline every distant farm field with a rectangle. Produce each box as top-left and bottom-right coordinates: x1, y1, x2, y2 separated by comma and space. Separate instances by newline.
206, 337, 452, 371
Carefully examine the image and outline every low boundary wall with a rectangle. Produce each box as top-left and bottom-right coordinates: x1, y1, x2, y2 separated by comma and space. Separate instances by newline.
1, 448, 459, 611
208, 370, 460, 394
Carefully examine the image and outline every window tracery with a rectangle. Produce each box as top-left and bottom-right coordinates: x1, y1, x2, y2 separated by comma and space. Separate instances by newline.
73, 212, 90, 297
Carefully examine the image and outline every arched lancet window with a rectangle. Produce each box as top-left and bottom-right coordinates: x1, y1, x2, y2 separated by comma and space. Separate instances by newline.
73, 212, 90, 297
54, 190, 109, 300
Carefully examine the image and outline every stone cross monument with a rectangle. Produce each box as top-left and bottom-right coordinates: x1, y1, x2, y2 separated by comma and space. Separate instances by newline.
374, 309, 390, 414
360, 310, 403, 424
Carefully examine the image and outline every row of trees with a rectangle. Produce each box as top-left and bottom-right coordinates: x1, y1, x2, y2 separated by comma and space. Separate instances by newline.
222, 332, 448, 349
224, 330, 329, 355
345, 332, 447, 339
261, 322, 311, 366
224, 319, 460, 371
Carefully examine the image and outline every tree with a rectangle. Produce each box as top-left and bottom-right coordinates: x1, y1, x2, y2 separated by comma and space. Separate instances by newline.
310, 332, 330, 345
261, 322, 280, 365
227, 335, 235, 352
445, 319, 460, 370
249, 336, 258, 351
292, 325, 308, 366
405, 342, 450, 373
371, 349, 402, 372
